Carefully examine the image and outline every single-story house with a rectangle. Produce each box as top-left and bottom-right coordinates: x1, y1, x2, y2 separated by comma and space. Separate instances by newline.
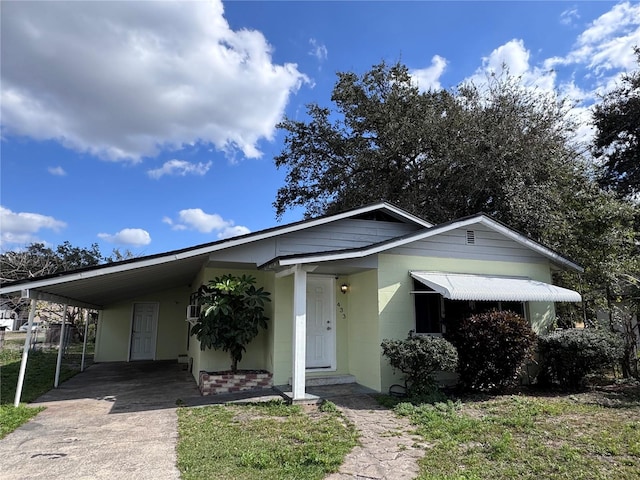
0, 202, 582, 401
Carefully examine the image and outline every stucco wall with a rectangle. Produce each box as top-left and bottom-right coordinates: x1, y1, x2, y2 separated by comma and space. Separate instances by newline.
345, 269, 381, 391
376, 253, 557, 392
94, 285, 191, 362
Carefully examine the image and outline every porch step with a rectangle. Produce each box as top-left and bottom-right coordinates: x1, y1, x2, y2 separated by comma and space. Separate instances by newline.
291, 374, 356, 387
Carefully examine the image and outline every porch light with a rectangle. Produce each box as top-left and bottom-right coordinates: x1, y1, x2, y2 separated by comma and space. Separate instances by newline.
340, 283, 349, 294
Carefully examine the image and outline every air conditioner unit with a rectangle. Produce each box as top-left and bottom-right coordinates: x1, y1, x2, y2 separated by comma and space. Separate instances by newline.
185, 305, 201, 325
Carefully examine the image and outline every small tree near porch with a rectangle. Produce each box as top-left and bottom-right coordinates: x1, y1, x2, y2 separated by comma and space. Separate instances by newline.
191, 274, 271, 373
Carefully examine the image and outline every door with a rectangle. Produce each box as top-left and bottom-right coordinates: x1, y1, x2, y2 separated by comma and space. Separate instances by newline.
129, 303, 158, 361
306, 276, 335, 369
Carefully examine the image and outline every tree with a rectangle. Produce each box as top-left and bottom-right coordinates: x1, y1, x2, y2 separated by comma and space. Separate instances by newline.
593, 47, 640, 198
274, 62, 583, 243
190, 274, 270, 373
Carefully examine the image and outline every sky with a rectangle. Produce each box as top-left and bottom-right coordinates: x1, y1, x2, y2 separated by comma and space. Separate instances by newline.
1, 0, 639, 257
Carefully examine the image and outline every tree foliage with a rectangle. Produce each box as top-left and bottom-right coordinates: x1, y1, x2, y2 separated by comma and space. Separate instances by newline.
190, 274, 271, 373
275, 62, 583, 242
593, 47, 640, 198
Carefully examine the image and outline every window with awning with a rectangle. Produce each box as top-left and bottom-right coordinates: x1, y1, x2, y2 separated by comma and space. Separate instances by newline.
410, 271, 582, 334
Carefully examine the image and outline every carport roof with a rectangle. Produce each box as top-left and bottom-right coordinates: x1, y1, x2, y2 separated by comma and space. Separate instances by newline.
0, 201, 429, 308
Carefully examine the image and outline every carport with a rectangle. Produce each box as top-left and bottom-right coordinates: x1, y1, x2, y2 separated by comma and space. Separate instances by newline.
0, 250, 211, 406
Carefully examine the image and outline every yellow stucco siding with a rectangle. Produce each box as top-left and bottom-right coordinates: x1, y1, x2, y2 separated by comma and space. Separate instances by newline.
345, 269, 381, 391
271, 275, 293, 385
94, 285, 191, 362
377, 253, 557, 392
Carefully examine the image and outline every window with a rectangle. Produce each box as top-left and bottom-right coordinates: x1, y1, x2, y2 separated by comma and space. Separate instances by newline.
412, 279, 526, 334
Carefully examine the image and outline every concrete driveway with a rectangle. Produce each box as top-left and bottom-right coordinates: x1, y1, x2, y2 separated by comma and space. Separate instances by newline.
0, 361, 201, 480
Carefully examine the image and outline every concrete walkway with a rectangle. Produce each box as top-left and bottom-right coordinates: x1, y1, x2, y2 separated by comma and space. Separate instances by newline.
311, 385, 426, 480
0, 361, 200, 480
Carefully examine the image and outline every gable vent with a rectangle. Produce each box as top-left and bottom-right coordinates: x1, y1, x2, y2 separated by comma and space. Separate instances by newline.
466, 230, 476, 245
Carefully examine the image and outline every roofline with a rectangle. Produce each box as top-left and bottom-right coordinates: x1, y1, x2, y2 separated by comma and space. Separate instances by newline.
0, 201, 431, 294
261, 214, 584, 273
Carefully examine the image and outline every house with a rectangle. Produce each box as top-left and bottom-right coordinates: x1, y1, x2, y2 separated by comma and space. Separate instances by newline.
0, 202, 582, 402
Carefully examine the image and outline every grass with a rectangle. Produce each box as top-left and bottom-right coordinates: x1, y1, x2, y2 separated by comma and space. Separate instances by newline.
1, 335, 91, 438
388, 388, 640, 480
176, 400, 358, 480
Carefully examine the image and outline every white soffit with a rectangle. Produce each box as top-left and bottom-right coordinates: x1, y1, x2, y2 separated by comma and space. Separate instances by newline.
410, 271, 582, 302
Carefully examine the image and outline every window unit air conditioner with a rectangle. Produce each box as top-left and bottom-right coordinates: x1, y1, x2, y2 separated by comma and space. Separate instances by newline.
185, 305, 201, 326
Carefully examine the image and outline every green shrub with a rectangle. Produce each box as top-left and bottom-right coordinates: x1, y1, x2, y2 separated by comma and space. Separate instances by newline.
447, 310, 536, 392
381, 334, 458, 396
538, 328, 625, 390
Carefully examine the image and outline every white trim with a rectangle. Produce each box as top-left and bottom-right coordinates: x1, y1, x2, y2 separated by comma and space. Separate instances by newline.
274, 215, 583, 272
128, 302, 159, 361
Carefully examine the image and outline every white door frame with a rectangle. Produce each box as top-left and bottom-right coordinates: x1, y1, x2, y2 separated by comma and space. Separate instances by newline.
127, 302, 159, 361
305, 275, 336, 372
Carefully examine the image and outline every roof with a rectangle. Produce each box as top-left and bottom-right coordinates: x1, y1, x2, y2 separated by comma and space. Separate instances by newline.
0, 202, 430, 308
261, 213, 584, 273
0, 204, 582, 309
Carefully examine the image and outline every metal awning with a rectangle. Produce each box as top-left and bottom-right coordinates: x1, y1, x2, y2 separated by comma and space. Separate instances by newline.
410, 271, 582, 302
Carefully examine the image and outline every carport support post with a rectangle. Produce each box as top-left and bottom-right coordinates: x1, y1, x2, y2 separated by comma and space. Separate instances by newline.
292, 265, 307, 400
81, 310, 90, 372
54, 303, 68, 388
14, 298, 37, 407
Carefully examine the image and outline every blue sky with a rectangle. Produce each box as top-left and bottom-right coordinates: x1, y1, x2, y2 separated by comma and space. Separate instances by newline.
1, 1, 639, 257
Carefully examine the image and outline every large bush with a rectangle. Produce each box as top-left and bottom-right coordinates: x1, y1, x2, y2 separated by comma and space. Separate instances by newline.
538, 328, 625, 390
447, 310, 536, 392
381, 334, 458, 396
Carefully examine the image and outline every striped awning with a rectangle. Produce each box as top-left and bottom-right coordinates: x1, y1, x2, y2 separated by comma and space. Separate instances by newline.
410, 271, 582, 302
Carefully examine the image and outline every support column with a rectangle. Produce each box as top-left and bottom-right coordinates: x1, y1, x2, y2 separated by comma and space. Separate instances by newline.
54, 303, 68, 388
81, 310, 90, 372
14, 299, 37, 407
291, 265, 307, 400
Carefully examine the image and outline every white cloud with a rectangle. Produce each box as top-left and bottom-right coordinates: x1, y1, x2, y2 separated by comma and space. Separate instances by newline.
467, 39, 557, 92
48, 166, 67, 176
147, 159, 212, 179
0, 206, 66, 247
97, 228, 151, 246
560, 7, 580, 26
166, 208, 250, 239
550, 2, 640, 73
0, 0, 308, 162
411, 55, 448, 91
309, 38, 328, 62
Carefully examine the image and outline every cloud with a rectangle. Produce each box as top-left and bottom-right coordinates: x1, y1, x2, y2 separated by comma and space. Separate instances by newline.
411, 55, 448, 91
309, 38, 328, 62
97, 228, 151, 246
0, 206, 66, 247
147, 159, 212, 179
560, 7, 580, 26
48, 166, 67, 176
165, 208, 250, 239
550, 2, 640, 73
467, 39, 556, 91
1, 0, 308, 162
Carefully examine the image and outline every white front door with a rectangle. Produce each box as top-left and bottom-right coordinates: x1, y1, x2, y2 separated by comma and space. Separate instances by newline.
306, 276, 335, 369
129, 303, 158, 361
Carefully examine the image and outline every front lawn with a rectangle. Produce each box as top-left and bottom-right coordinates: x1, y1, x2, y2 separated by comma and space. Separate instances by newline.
392, 387, 640, 480
177, 400, 358, 480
